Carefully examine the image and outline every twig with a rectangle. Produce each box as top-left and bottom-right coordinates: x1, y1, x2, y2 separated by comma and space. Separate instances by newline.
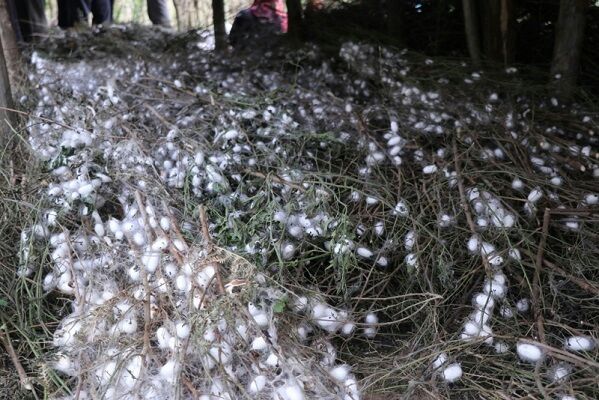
532, 208, 551, 344
542, 259, 599, 296
133, 191, 154, 362
0, 324, 33, 391
199, 205, 225, 294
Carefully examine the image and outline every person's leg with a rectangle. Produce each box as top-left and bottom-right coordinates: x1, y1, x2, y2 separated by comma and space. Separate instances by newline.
229, 9, 256, 48
26, 0, 48, 39
147, 0, 170, 27
58, 0, 83, 29
90, 0, 111, 25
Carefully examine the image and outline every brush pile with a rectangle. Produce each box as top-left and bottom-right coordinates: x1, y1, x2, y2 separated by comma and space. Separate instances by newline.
11, 25, 599, 399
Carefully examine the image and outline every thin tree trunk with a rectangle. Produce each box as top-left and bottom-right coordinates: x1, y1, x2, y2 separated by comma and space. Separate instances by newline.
0, 0, 20, 86
462, 0, 481, 67
0, 26, 15, 144
551, 0, 588, 99
480, 0, 515, 64
286, 0, 302, 45
212, 0, 226, 51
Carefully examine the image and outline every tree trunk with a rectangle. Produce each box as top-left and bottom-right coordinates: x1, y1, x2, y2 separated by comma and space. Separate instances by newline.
212, 0, 227, 51
480, 0, 515, 64
0, 26, 16, 144
286, 0, 302, 45
551, 0, 588, 99
462, 0, 481, 67
0, 0, 20, 86
385, 0, 405, 46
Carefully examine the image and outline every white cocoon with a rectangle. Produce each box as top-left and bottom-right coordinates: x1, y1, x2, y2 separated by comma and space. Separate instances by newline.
517, 342, 543, 362
564, 336, 595, 352
329, 364, 350, 381
442, 363, 462, 383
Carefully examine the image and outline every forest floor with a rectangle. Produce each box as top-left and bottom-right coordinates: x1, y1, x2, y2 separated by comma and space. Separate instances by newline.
1, 25, 598, 400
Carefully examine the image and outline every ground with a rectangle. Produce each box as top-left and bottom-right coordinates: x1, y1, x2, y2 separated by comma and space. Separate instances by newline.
1, 24, 598, 400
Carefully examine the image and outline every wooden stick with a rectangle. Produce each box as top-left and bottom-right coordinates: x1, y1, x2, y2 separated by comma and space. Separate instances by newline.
532, 208, 551, 343
0, 325, 33, 391
133, 191, 153, 361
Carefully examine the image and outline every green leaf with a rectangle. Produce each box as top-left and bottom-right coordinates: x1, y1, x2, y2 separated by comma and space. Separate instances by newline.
272, 298, 287, 313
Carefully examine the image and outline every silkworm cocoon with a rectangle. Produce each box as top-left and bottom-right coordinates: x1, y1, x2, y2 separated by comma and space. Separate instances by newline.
463, 321, 481, 337
467, 235, 480, 253
549, 363, 571, 382
374, 221, 384, 236
276, 384, 305, 400
173, 238, 186, 252
356, 247, 373, 258
584, 193, 598, 205
516, 298, 530, 313
527, 188, 543, 203
494, 341, 509, 354
499, 305, 514, 318
54, 353, 77, 376
483, 279, 506, 298
330, 364, 350, 381
476, 217, 489, 229
142, 252, 160, 273
405, 253, 418, 268
376, 256, 388, 267
252, 312, 269, 328
293, 296, 308, 313
478, 324, 494, 345
251, 337, 268, 351
365, 313, 378, 325
175, 274, 191, 292
151, 236, 169, 251
159, 360, 180, 383
508, 248, 521, 261
470, 309, 491, 325
564, 336, 595, 352
164, 263, 177, 278
512, 178, 524, 190
473, 293, 495, 310
423, 164, 438, 174
487, 254, 504, 267
550, 176, 562, 186
196, 265, 216, 289
432, 352, 448, 369
122, 356, 143, 389
116, 318, 137, 334
363, 327, 377, 338
132, 231, 146, 246
442, 363, 462, 383
175, 321, 190, 339
341, 322, 355, 336
517, 342, 543, 362
393, 200, 409, 217
404, 230, 416, 250
95, 361, 117, 385
365, 196, 379, 205
288, 225, 303, 238
265, 353, 279, 367
281, 242, 296, 260
249, 375, 267, 394
480, 242, 496, 256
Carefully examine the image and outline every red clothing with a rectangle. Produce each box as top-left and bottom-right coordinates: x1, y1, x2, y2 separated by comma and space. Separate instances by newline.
249, 0, 288, 32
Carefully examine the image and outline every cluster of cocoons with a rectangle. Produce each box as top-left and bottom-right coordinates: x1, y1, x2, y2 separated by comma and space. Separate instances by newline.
20, 26, 599, 399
